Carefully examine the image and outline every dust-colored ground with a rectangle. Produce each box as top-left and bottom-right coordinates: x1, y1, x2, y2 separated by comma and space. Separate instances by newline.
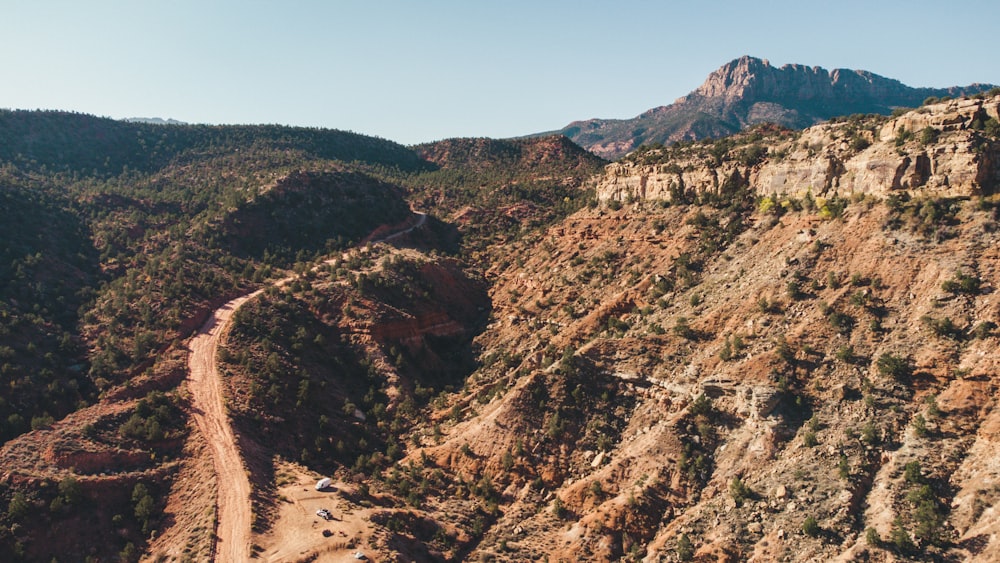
254, 462, 379, 562
188, 291, 262, 563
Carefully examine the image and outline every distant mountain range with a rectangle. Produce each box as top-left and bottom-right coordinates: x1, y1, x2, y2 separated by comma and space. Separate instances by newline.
123, 117, 186, 125
550, 55, 997, 159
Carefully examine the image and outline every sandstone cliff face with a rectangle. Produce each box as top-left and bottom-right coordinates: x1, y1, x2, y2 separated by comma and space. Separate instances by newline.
596, 96, 1000, 202
556, 55, 995, 159
689, 55, 943, 109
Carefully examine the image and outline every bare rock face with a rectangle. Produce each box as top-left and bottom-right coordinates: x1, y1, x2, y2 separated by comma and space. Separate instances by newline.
556, 55, 996, 159
596, 95, 1000, 202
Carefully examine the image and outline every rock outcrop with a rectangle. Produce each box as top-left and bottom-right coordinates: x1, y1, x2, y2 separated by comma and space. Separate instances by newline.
555, 56, 996, 159
596, 95, 1000, 201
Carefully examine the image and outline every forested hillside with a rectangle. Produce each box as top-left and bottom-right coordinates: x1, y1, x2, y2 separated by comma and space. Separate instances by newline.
0, 111, 607, 561
0, 114, 435, 560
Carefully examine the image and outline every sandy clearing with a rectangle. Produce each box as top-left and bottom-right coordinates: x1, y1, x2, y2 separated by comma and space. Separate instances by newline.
255, 463, 380, 562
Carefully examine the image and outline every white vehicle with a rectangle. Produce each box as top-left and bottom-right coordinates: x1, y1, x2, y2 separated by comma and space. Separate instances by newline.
315, 477, 332, 491
316, 508, 333, 521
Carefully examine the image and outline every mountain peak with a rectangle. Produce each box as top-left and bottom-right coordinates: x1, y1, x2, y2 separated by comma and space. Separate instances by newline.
692, 55, 773, 98
556, 56, 996, 159
123, 117, 187, 125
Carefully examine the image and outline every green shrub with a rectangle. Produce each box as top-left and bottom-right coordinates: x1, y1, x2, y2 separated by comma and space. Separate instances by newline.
941, 270, 981, 295
588, 480, 604, 499
985, 117, 1000, 138
919, 126, 940, 145
861, 421, 879, 445
921, 315, 963, 340
803, 430, 818, 447
689, 394, 712, 417
827, 310, 854, 335
890, 518, 914, 552
786, 279, 805, 300
719, 338, 733, 361
913, 498, 944, 544
972, 321, 996, 339
802, 515, 820, 537
673, 317, 695, 340
866, 526, 881, 546
758, 297, 779, 314
775, 336, 795, 364
904, 461, 923, 484
729, 477, 752, 507
838, 454, 850, 479
876, 353, 911, 379
925, 394, 941, 419
552, 497, 566, 519
7, 492, 29, 520
912, 413, 928, 437
835, 345, 855, 363
676, 533, 694, 561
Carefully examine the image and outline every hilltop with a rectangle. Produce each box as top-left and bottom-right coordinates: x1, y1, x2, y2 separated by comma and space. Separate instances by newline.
553, 56, 997, 159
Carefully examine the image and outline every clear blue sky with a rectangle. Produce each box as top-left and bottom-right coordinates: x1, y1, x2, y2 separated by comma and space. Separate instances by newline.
2, 0, 997, 145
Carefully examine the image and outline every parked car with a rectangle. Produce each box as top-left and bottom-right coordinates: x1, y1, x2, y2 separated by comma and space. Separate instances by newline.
316, 508, 333, 520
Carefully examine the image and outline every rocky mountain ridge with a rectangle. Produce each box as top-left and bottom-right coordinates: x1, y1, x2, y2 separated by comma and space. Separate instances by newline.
597, 94, 1000, 203
557, 56, 996, 159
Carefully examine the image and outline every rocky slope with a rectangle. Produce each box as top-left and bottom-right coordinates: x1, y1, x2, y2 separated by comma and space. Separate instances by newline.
384, 101, 1000, 559
555, 56, 996, 159
284, 100, 1000, 562
597, 94, 1000, 203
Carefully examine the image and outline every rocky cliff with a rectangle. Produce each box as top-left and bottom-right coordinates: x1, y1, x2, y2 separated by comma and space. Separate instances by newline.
556, 56, 996, 159
596, 95, 1000, 203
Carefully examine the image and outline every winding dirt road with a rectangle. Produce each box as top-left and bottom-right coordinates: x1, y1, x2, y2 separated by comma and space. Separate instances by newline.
186, 213, 425, 562
188, 290, 262, 563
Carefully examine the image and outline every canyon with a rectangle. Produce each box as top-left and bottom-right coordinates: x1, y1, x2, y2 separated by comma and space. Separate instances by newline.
0, 79, 999, 562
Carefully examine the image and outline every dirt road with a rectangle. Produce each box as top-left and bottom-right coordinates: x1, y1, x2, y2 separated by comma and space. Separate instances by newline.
380, 212, 426, 242
188, 290, 262, 563
186, 212, 425, 561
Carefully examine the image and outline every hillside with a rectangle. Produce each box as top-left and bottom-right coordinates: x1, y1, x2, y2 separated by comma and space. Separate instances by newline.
209, 96, 1000, 562
554, 56, 997, 159
0, 110, 430, 176
355, 96, 1000, 561
0, 114, 433, 561
401, 135, 607, 256
1, 94, 1000, 562
0, 113, 608, 561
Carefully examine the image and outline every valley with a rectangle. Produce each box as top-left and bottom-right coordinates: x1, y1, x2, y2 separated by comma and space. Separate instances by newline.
0, 67, 999, 562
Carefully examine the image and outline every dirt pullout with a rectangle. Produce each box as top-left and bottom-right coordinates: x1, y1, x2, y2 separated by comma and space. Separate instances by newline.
255, 462, 379, 562
188, 291, 262, 563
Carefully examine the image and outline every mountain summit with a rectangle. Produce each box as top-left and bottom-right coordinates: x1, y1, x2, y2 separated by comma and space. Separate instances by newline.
557, 55, 996, 159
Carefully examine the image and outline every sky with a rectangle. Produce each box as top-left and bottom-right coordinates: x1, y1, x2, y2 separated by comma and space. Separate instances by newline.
2, 0, 998, 145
